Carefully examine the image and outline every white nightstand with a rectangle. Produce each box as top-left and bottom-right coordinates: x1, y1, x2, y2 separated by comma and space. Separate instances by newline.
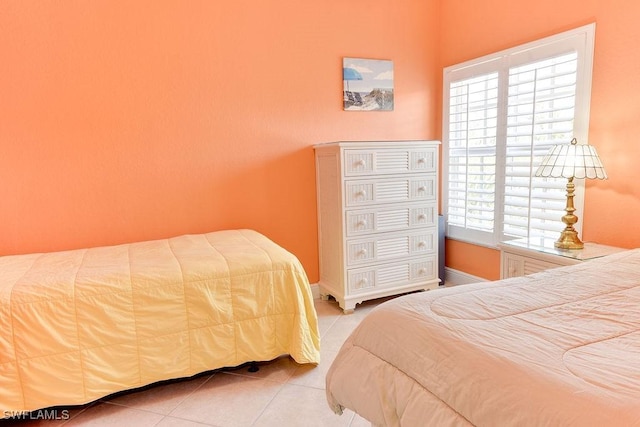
498, 237, 624, 279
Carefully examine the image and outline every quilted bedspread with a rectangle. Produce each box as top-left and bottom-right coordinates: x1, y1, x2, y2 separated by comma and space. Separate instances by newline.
326, 249, 640, 426
0, 229, 320, 413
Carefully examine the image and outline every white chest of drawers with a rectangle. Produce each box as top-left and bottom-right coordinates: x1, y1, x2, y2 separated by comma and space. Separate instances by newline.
314, 140, 441, 313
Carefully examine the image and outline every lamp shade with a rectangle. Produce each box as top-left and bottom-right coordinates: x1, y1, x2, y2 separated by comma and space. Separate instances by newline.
534, 138, 607, 179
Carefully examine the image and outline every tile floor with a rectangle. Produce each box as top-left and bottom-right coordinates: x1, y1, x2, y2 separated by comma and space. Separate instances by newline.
3, 297, 388, 427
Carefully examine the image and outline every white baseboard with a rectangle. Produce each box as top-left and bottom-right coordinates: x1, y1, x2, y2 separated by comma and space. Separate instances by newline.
310, 283, 320, 299
444, 267, 488, 286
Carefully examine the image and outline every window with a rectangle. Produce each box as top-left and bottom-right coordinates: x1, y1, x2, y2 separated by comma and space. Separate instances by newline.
443, 24, 595, 247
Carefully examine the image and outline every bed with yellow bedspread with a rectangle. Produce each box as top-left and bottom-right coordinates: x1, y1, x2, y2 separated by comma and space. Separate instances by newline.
0, 229, 320, 413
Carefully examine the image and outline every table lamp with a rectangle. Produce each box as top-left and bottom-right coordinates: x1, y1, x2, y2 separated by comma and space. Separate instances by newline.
534, 137, 607, 249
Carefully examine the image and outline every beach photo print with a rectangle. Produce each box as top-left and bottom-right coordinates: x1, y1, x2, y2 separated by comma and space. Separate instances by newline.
342, 57, 394, 111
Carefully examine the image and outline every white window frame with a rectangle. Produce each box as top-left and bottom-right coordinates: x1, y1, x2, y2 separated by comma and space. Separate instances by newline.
442, 23, 596, 248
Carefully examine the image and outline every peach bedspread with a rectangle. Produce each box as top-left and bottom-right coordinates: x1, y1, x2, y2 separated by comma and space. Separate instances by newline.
1, 229, 319, 413
326, 249, 640, 426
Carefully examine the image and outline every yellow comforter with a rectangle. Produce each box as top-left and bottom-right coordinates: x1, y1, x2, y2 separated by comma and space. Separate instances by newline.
0, 229, 320, 413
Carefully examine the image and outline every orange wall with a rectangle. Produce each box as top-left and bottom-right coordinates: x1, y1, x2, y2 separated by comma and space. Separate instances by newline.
0, 1, 441, 282
5, 1, 638, 284
440, 0, 640, 280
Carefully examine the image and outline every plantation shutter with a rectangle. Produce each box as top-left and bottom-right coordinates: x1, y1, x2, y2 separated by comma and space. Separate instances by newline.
446, 72, 499, 244
443, 24, 595, 247
503, 52, 578, 240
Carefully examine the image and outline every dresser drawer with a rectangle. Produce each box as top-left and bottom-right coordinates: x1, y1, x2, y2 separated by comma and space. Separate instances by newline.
347, 230, 437, 266
344, 147, 438, 177
347, 256, 437, 294
346, 204, 436, 236
501, 252, 566, 278
345, 176, 436, 207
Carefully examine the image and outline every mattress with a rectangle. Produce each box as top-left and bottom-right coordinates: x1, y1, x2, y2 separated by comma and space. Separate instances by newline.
0, 229, 320, 413
326, 249, 640, 426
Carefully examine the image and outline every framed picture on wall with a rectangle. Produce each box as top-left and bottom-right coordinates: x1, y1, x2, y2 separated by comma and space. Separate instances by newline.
343, 57, 394, 111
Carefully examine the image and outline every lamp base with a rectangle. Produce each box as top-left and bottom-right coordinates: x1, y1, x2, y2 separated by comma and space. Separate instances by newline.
554, 176, 584, 250
554, 230, 584, 250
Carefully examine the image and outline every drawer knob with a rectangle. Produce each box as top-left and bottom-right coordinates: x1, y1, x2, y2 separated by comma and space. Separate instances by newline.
357, 220, 368, 227
418, 213, 426, 220
418, 241, 426, 248
356, 190, 367, 198
360, 278, 369, 285
358, 249, 368, 256
418, 186, 427, 192
356, 159, 366, 167
418, 157, 426, 164
418, 268, 427, 275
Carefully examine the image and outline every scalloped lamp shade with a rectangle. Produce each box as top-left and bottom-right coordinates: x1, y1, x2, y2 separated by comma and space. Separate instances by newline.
535, 139, 607, 179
